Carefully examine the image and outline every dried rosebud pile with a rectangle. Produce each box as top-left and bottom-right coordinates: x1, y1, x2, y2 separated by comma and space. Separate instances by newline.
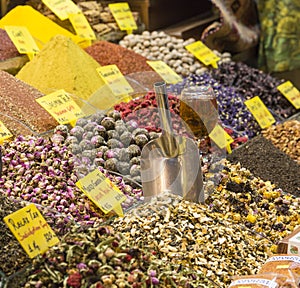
210, 61, 298, 119
206, 160, 300, 244
17, 225, 217, 288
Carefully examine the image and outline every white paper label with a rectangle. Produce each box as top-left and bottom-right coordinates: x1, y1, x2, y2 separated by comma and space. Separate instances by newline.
265, 255, 300, 263
229, 278, 278, 288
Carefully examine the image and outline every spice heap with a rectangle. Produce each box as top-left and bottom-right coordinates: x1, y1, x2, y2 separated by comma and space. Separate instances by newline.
262, 120, 300, 163
0, 135, 110, 226
18, 225, 217, 288
16, 35, 104, 101
206, 160, 300, 243
113, 192, 272, 287
0, 28, 20, 61
119, 31, 232, 77
0, 194, 73, 276
53, 110, 158, 185
227, 135, 300, 196
0, 70, 58, 135
210, 61, 298, 119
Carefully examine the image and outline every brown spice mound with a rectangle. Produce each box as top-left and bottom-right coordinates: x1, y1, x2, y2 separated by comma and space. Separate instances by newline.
0, 70, 58, 135
0, 28, 20, 61
85, 40, 152, 75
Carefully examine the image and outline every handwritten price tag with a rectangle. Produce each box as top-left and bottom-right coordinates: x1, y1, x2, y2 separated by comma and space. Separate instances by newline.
5, 26, 39, 57
3, 203, 59, 258
209, 124, 234, 150
277, 81, 300, 109
185, 41, 220, 68
42, 0, 81, 21
245, 96, 275, 129
97, 65, 133, 98
36, 89, 85, 125
76, 169, 126, 217
69, 12, 96, 40
109, 2, 137, 33
0, 121, 13, 143
147, 60, 182, 84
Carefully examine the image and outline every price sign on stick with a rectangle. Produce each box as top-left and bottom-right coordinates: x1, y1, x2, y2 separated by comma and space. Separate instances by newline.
0, 121, 13, 143
209, 124, 234, 152
109, 2, 137, 34
4, 204, 59, 258
147, 60, 182, 84
69, 12, 96, 40
5, 26, 39, 59
277, 81, 300, 109
185, 41, 220, 68
42, 0, 81, 21
36, 89, 85, 125
76, 168, 126, 217
244, 96, 275, 129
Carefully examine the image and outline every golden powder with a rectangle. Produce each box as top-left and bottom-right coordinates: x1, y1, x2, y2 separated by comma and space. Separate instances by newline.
16, 34, 104, 101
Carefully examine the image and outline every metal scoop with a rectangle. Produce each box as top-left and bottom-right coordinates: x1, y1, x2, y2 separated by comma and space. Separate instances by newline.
141, 81, 204, 203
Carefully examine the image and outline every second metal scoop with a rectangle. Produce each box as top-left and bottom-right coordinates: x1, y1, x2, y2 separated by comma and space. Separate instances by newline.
140, 81, 204, 203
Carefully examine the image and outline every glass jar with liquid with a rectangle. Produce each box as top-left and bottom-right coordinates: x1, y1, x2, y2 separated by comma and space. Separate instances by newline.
179, 85, 218, 139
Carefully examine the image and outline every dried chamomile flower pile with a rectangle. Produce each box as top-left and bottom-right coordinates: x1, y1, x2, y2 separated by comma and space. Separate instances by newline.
206, 160, 300, 244
17, 225, 217, 288
113, 192, 273, 287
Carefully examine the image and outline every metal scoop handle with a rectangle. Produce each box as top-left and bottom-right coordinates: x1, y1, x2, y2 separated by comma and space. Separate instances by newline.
154, 81, 178, 157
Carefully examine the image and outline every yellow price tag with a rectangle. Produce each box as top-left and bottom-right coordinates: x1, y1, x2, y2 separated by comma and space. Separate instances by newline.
5, 26, 39, 57
0, 121, 13, 143
277, 81, 300, 109
97, 65, 134, 98
3, 203, 59, 258
209, 124, 234, 149
76, 169, 126, 217
42, 0, 81, 21
109, 2, 137, 33
244, 96, 275, 129
36, 89, 85, 125
69, 12, 96, 40
147, 60, 182, 84
185, 41, 220, 67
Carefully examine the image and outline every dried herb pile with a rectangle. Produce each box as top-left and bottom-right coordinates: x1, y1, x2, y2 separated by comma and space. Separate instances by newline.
227, 135, 300, 196
16, 35, 104, 101
17, 225, 217, 288
113, 193, 273, 287
0, 70, 58, 135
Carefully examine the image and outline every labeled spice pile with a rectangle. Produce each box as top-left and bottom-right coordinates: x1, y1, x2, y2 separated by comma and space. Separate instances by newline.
18, 225, 217, 288
206, 160, 300, 243
54, 111, 158, 185
119, 31, 231, 77
113, 193, 273, 287
0, 194, 73, 277
210, 61, 298, 119
0, 28, 20, 61
227, 135, 300, 196
16, 35, 104, 101
262, 120, 300, 163
0, 70, 58, 135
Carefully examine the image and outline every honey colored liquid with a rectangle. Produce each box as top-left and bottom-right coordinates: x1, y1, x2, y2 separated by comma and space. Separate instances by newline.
179, 97, 218, 139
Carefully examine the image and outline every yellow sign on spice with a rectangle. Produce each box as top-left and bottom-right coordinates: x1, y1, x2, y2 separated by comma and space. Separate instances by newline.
76, 169, 126, 217
36, 89, 85, 125
209, 124, 234, 150
147, 60, 182, 84
42, 0, 81, 21
5, 26, 39, 57
277, 81, 300, 109
0, 121, 13, 143
69, 12, 96, 40
185, 41, 220, 68
109, 2, 137, 33
97, 65, 134, 97
244, 96, 275, 129
3, 203, 59, 258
